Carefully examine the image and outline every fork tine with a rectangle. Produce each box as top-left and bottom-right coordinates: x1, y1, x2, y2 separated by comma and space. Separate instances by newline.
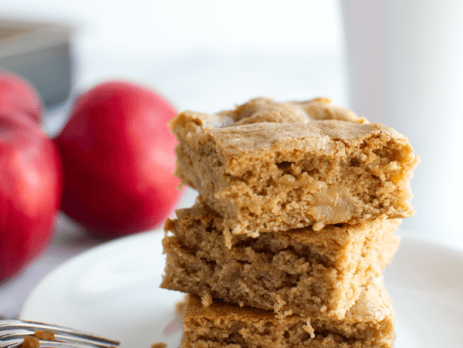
5, 341, 114, 348
0, 320, 119, 347
1, 335, 114, 348
0, 338, 23, 348
1, 332, 113, 347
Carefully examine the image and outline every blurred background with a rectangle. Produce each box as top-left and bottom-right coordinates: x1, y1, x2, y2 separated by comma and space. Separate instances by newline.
0, 0, 347, 126
1, 0, 462, 318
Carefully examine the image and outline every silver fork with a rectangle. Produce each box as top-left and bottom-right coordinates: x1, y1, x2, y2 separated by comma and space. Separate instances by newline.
0, 320, 120, 347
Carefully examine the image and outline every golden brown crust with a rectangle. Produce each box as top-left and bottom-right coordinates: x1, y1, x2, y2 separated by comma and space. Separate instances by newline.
208, 121, 404, 159
219, 97, 311, 125
289, 98, 367, 123
215, 97, 366, 126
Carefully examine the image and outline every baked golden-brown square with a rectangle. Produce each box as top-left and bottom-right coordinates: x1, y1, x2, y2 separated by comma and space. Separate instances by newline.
179, 277, 395, 348
161, 202, 400, 319
170, 97, 418, 236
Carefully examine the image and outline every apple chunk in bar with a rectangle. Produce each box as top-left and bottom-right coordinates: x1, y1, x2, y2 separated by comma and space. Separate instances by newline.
161, 202, 400, 319
179, 278, 395, 348
170, 97, 419, 236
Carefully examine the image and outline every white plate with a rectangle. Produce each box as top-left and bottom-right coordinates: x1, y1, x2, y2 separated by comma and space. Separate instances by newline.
20, 232, 463, 348
21, 230, 184, 348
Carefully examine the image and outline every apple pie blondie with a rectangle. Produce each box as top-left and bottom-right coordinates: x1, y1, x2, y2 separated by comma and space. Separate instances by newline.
179, 277, 395, 348
161, 202, 400, 319
170, 97, 419, 236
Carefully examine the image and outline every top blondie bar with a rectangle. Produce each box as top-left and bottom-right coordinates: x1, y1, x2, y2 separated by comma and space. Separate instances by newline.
171, 97, 419, 236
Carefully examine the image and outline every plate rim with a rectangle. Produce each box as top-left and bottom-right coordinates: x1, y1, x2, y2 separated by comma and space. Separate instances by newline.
20, 227, 165, 319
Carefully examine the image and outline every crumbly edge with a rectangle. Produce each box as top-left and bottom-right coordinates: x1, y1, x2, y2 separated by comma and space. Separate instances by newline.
180, 295, 395, 348
174, 120, 417, 236
161, 203, 400, 318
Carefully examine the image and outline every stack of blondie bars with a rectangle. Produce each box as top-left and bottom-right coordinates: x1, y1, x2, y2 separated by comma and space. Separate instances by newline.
162, 98, 419, 348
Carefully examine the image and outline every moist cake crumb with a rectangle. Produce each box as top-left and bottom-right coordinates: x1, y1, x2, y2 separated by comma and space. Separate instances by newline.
34, 330, 55, 341
201, 293, 213, 307
162, 202, 400, 319
19, 336, 40, 348
303, 319, 315, 338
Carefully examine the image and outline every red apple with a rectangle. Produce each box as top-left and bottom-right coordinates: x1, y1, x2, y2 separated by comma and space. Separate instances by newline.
0, 111, 62, 282
55, 81, 181, 238
0, 71, 43, 124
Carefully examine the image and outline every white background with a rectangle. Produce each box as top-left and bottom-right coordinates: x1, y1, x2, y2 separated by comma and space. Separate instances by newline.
0, 1, 342, 55
0, 0, 345, 98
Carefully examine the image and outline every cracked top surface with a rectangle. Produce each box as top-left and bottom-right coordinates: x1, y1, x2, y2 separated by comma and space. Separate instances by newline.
170, 97, 409, 162
208, 121, 404, 160
171, 97, 366, 131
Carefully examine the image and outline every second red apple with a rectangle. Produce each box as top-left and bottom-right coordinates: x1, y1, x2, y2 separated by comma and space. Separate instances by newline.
56, 81, 181, 238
